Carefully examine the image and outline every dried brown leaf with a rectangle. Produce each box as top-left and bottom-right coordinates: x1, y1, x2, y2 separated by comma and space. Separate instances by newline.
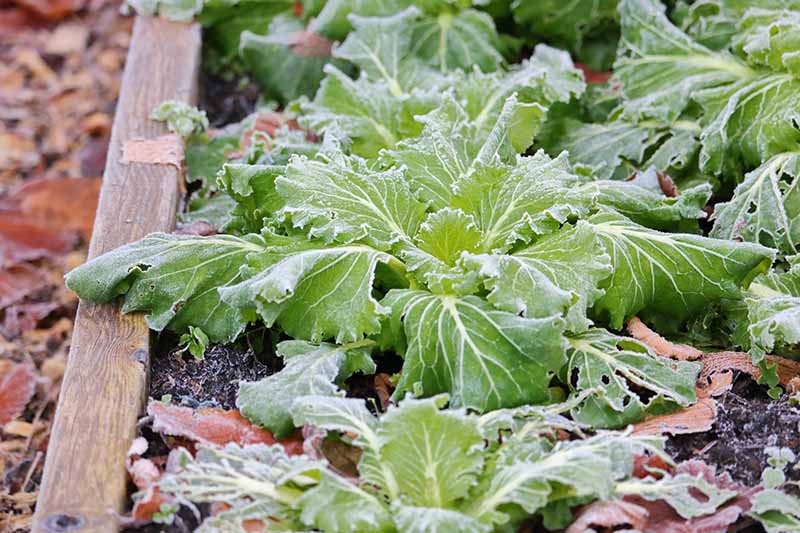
632, 398, 717, 436
0, 361, 36, 425
567, 499, 649, 533
147, 401, 304, 455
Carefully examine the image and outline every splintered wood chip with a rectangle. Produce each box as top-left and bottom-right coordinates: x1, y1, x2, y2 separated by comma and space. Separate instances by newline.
699, 351, 800, 391
632, 398, 717, 436
627, 317, 703, 361
121, 134, 183, 168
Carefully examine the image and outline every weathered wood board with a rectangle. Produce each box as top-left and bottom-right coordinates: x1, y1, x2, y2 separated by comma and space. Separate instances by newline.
32, 16, 201, 533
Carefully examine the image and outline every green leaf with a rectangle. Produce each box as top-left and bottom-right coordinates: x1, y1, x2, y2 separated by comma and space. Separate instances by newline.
697, 73, 800, 176
710, 152, 800, 255
456, 45, 586, 150
582, 174, 712, 231
179, 192, 238, 233
298, 471, 394, 533
616, 471, 738, 518
179, 325, 209, 360
241, 15, 351, 105
565, 329, 700, 428
450, 151, 591, 252
65, 233, 269, 342
159, 443, 320, 531
393, 506, 489, 533
298, 65, 440, 158
587, 211, 775, 328
384, 289, 567, 411
380, 396, 484, 507
538, 117, 662, 181
751, 489, 800, 533
408, 7, 503, 73
312, 0, 408, 40
615, 0, 754, 122
237, 340, 375, 437
334, 7, 441, 94
468, 432, 652, 525
151, 100, 208, 138
745, 256, 800, 358
464, 222, 612, 332
277, 150, 427, 249
388, 94, 518, 209
734, 7, 800, 76
220, 241, 396, 343
217, 163, 285, 233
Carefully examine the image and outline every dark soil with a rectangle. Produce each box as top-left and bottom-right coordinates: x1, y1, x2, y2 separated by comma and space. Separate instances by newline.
149, 332, 274, 410
198, 69, 260, 127
667, 375, 800, 487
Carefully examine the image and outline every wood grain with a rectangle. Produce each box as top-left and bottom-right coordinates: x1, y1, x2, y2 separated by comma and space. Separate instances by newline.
32, 17, 200, 533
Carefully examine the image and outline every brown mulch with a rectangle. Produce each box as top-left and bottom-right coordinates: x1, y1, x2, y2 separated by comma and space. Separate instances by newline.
0, 1, 130, 531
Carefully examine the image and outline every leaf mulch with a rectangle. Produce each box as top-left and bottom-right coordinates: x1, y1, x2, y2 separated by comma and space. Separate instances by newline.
0, 1, 130, 530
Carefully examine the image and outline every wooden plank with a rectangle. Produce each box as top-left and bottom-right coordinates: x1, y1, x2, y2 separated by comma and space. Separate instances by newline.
33, 17, 201, 533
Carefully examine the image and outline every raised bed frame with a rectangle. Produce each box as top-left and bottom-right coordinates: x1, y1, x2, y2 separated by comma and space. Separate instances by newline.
32, 17, 201, 533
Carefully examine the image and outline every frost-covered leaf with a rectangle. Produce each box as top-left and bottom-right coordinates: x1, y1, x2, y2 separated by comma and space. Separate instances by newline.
751, 489, 800, 533
456, 45, 586, 151
312, 0, 408, 40
241, 15, 349, 104
159, 443, 320, 531
583, 175, 712, 231
151, 100, 208, 139
565, 329, 700, 428
65, 233, 269, 342
711, 152, 800, 255
615, 0, 753, 122
468, 432, 653, 525
538, 117, 662, 181
298, 471, 394, 533
617, 471, 738, 519
237, 340, 376, 437
745, 256, 800, 358
333, 7, 440, 94
464, 222, 612, 331
277, 150, 427, 249
393, 506, 489, 533
388, 94, 518, 209
217, 163, 285, 233
220, 240, 396, 343
383, 289, 567, 411
298, 65, 440, 158
587, 211, 775, 328
450, 151, 591, 252
697, 73, 800, 177
409, 6, 503, 73
375, 396, 484, 507
734, 7, 800, 76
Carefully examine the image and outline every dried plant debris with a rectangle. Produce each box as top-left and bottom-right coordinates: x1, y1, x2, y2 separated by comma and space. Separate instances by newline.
1, 1, 127, 529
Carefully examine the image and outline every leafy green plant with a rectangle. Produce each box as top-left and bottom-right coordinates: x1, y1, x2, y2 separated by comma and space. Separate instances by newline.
159, 394, 737, 532
72, 1, 800, 529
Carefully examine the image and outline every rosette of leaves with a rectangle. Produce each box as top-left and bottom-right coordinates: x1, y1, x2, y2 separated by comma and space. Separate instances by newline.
158, 394, 740, 532
68, 86, 773, 433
